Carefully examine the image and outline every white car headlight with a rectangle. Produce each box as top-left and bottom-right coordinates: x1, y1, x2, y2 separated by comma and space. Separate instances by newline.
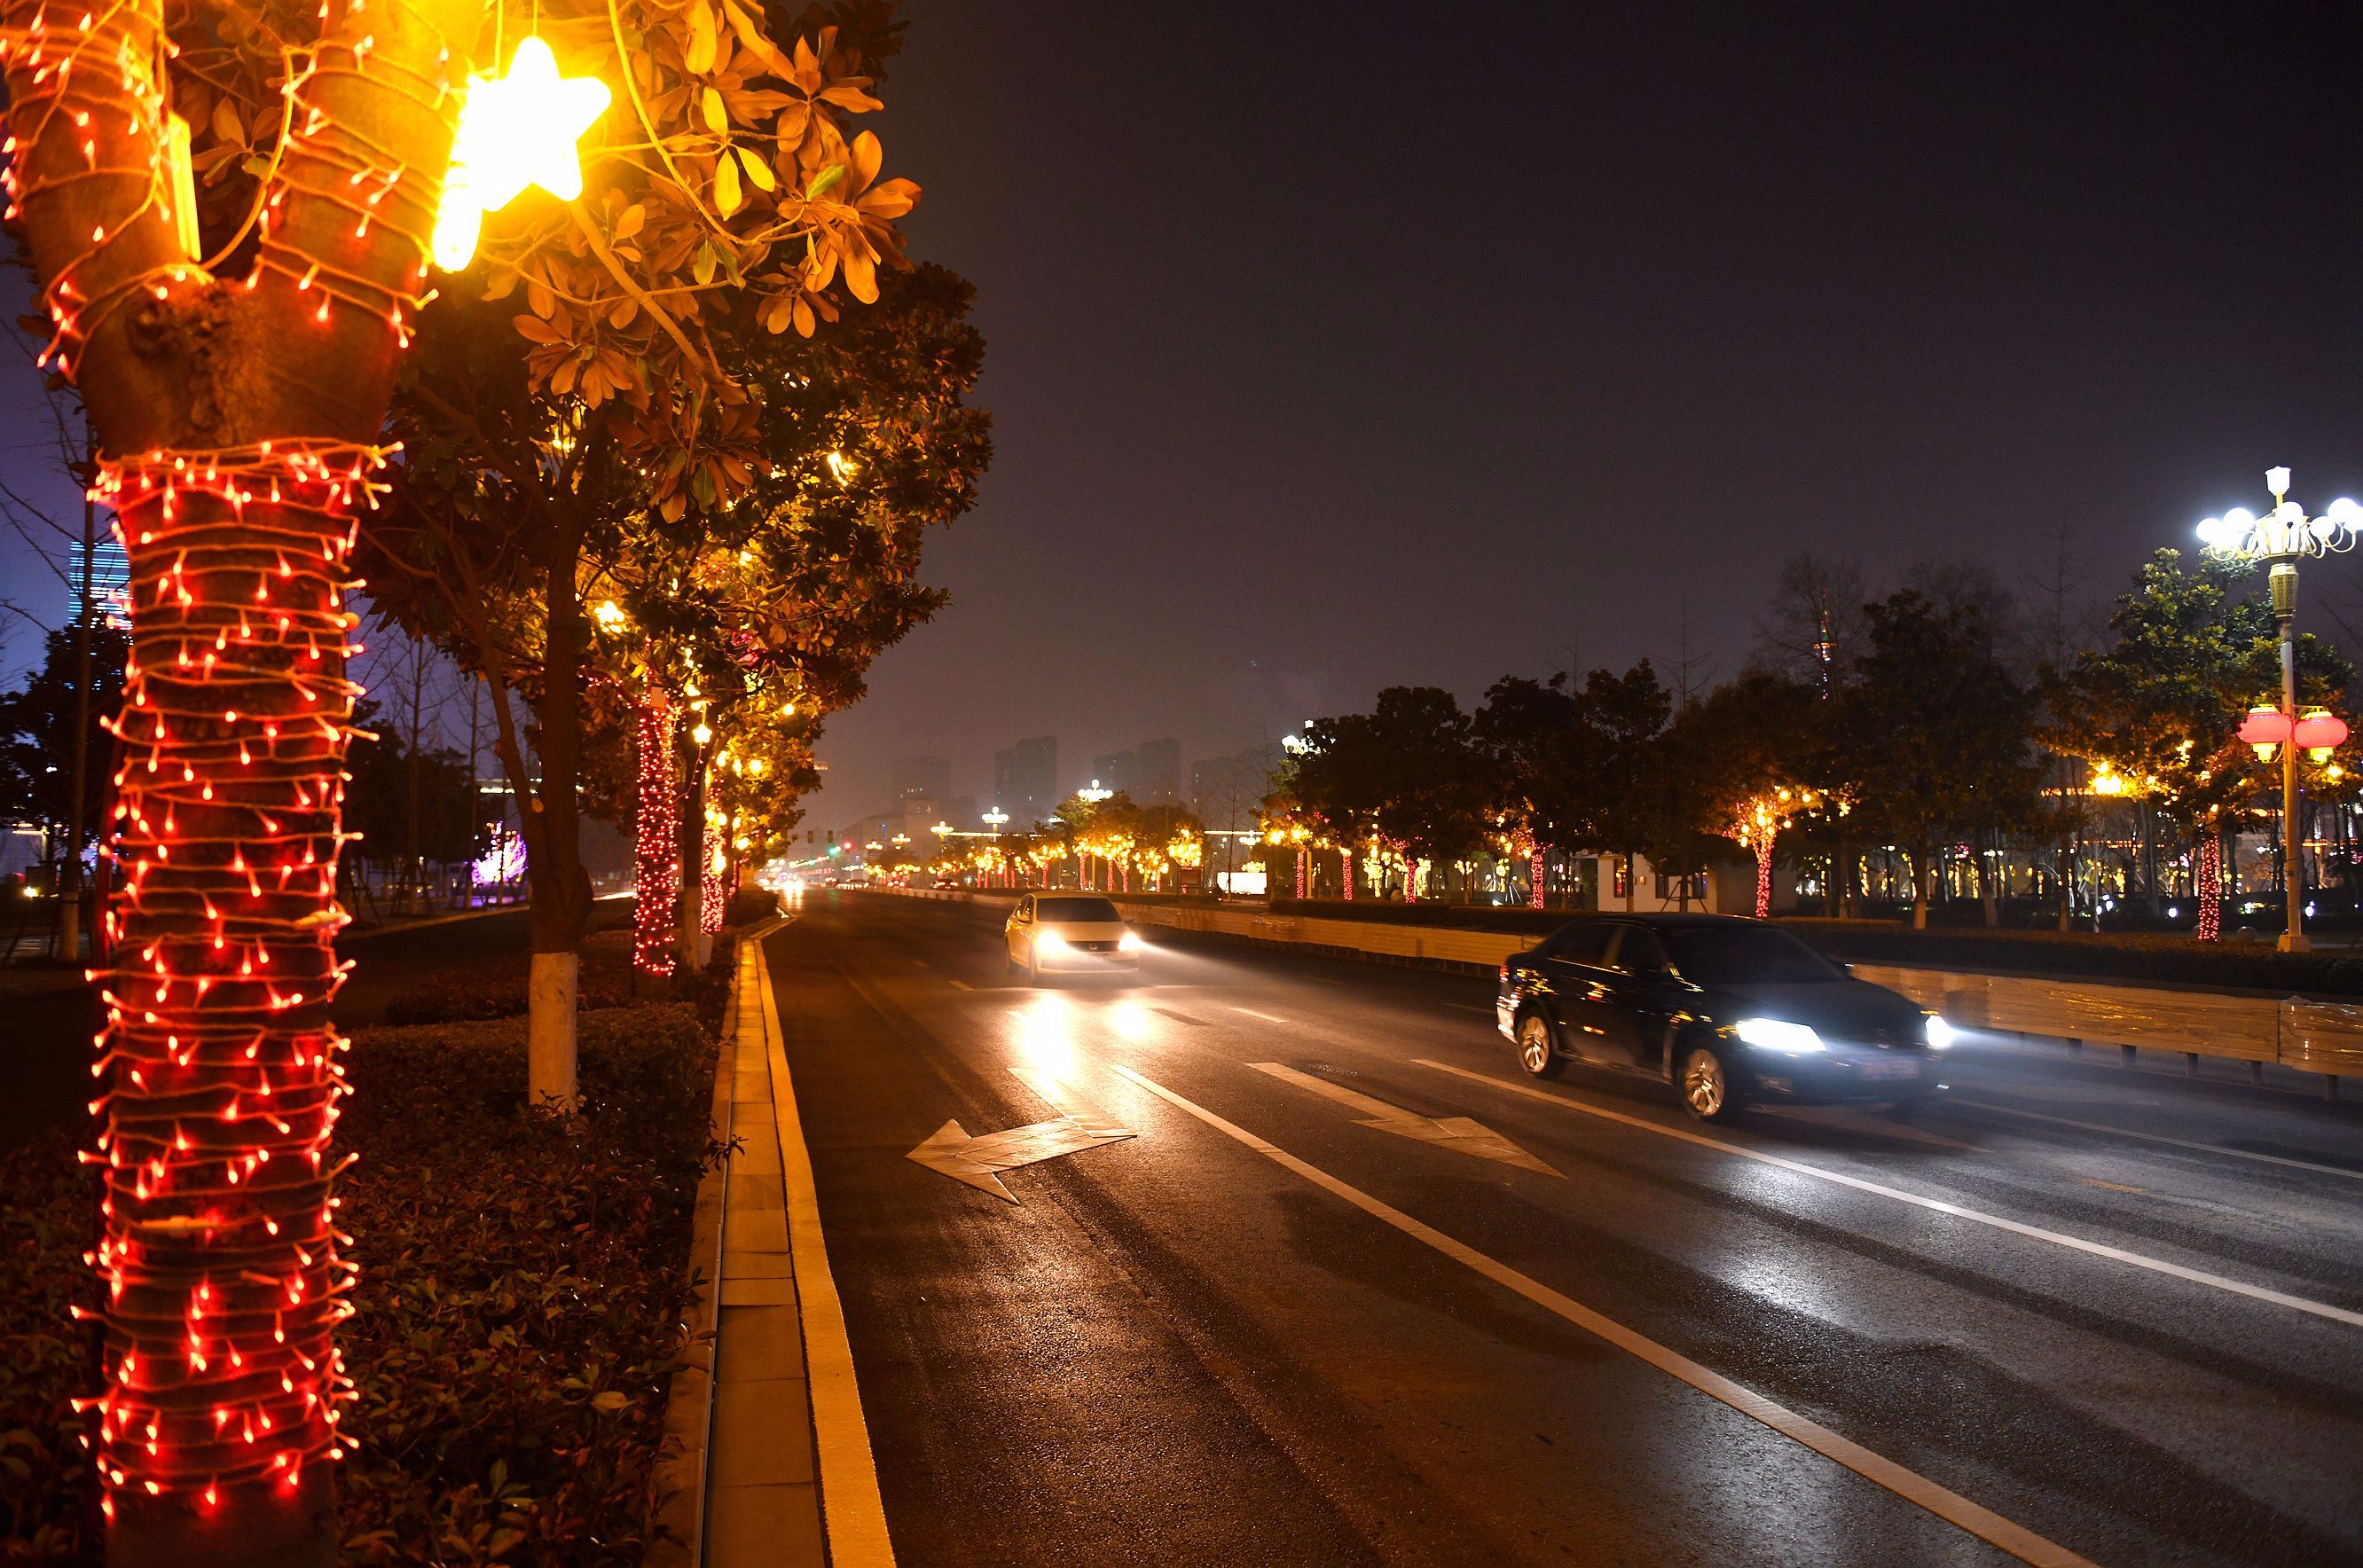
1924, 1014, 1956, 1050
1034, 932, 1070, 954
1119, 931, 1142, 952
1732, 1017, 1825, 1053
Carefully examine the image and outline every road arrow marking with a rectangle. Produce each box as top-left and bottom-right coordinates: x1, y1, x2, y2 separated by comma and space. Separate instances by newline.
906, 1070, 1137, 1203
1249, 1062, 1559, 1177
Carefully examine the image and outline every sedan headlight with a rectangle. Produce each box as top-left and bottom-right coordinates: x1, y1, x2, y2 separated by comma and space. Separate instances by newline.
1034, 932, 1070, 955
1731, 1017, 1825, 1053
1119, 931, 1142, 952
1924, 1014, 1956, 1050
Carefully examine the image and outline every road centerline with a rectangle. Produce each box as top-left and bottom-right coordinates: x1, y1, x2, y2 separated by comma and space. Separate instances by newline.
1111, 1062, 2094, 1568
1231, 1007, 1291, 1024
1417, 1058, 2363, 1329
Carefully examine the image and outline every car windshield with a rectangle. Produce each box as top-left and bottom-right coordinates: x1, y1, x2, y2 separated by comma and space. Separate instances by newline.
1664, 927, 1842, 984
1037, 897, 1121, 922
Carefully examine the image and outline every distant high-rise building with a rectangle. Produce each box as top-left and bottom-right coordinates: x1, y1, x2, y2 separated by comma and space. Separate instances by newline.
1134, 738, 1181, 804
993, 735, 1058, 827
64, 537, 130, 628
1088, 749, 1137, 796
891, 753, 951, 802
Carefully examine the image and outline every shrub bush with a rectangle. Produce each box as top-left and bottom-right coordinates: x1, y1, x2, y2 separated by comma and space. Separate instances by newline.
383, 930, 640, 1027
0, 1002, 719, 1565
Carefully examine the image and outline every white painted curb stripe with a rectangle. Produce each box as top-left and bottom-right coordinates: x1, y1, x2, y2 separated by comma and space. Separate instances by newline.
757, 943, 898, 1566
1111, 1064, 2094, 1568
1418, 1060, 2363, 1330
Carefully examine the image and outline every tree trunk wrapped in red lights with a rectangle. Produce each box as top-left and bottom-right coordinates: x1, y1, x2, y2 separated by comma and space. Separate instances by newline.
701, 806, 728, 937
0, 0, 479, 1557
632, 693, 679, 979
2197, 832, 2223, 943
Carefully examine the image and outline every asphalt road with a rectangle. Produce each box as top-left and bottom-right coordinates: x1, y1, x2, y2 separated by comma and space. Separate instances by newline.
765, 890, 2363, 1568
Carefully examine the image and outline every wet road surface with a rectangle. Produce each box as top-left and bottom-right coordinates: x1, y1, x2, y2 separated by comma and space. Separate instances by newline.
765, 890, 2363, 1567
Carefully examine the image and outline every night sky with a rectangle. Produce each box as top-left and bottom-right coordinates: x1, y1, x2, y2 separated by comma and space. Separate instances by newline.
4, 2, 2358, 826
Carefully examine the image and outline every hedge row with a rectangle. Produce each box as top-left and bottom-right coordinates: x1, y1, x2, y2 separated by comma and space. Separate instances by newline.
1243, 898, 2363, 997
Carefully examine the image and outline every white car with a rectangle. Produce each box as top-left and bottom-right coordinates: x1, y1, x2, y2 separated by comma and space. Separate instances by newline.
1006, 893, 1142, 980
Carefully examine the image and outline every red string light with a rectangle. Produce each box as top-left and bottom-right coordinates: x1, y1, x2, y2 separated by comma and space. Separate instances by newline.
2, 0, 467, 1539
699, 808, 726, 937
2197, 832, 2222, 943
75, 439, 391, 1517
632, 694, 678, 977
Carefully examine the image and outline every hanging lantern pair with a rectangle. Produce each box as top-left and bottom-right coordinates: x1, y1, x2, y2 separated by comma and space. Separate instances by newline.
2240, 705, 2349, 764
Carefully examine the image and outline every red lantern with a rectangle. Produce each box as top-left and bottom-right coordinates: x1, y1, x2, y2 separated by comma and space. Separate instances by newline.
2240, 705, 2293, 762
2294, 708, 2349, 762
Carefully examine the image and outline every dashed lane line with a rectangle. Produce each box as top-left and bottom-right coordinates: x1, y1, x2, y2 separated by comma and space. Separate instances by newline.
1951, 1095, 2363, 1184
1110, 1063, 2095, 1568
946, 979, 976, 992
1418, 1059, 2363, 1331
1231, 1007, 1291, 1024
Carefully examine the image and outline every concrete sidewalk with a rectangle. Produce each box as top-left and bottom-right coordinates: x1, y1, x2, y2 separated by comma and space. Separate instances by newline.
653, 921, 892, 1567
706, 930, 824, 1564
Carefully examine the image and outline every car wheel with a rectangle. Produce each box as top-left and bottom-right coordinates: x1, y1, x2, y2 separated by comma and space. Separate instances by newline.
1517, 1012, 1566, 1079
1680, 1045, 1741, 1123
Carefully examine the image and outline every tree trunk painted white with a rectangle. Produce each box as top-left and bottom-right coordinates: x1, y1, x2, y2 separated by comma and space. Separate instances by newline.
529, 952, 580, 1112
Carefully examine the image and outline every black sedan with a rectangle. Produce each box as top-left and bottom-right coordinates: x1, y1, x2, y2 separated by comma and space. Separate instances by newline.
1495, 914, 1952, 1122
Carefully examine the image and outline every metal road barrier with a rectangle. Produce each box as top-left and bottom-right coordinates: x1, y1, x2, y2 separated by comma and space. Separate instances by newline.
865, 887, 2352, 1093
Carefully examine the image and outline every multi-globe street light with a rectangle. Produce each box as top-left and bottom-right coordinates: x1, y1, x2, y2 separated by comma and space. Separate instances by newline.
2195, 467, 2363, 951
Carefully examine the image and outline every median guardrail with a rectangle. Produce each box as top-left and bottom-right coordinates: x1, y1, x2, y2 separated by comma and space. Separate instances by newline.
863, 886, 2352, 1094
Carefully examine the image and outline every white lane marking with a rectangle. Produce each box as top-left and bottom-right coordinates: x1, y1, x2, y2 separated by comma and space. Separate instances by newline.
946, 978, 976, 992
1953, 1097, 2363, 1184
1232, 1007, 1291, 1024
754, 944, 897, 1566
1111, 1064, 2093, 1568
1418, 1060, 2363, 1331
904, 1070, 1136, 1203
1445, 1003, 1494, 1015
1249, 1062, 1559, 1175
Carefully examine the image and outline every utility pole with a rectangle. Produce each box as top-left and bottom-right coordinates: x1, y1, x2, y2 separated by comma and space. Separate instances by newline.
54, 417, 97, 962
404, 639, 425, 913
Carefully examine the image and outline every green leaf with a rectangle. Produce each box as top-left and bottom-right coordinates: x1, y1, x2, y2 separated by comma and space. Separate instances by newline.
805, 162, 846, 200
590, 1391, 628, 1412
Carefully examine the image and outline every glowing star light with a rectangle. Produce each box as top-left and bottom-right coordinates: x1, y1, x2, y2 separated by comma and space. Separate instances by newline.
432, 37, 611, 270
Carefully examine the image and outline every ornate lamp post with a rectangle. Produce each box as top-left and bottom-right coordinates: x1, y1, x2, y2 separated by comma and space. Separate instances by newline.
2198, 468, 2362, 951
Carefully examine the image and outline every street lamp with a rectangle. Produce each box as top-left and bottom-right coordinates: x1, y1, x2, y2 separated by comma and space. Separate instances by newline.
1078, 779, 1113, 804
2198, 467, 2363, 951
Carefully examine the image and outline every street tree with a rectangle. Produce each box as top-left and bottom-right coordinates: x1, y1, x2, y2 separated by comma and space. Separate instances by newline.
359, 2, 956, 1102
1474, 673, 1587, 907
2045, 549, 2351, 939
1836, 590, 2045, 927
1572, 662, 1672, 910
1, 0, 483, 1552
0, 620, 130, 867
